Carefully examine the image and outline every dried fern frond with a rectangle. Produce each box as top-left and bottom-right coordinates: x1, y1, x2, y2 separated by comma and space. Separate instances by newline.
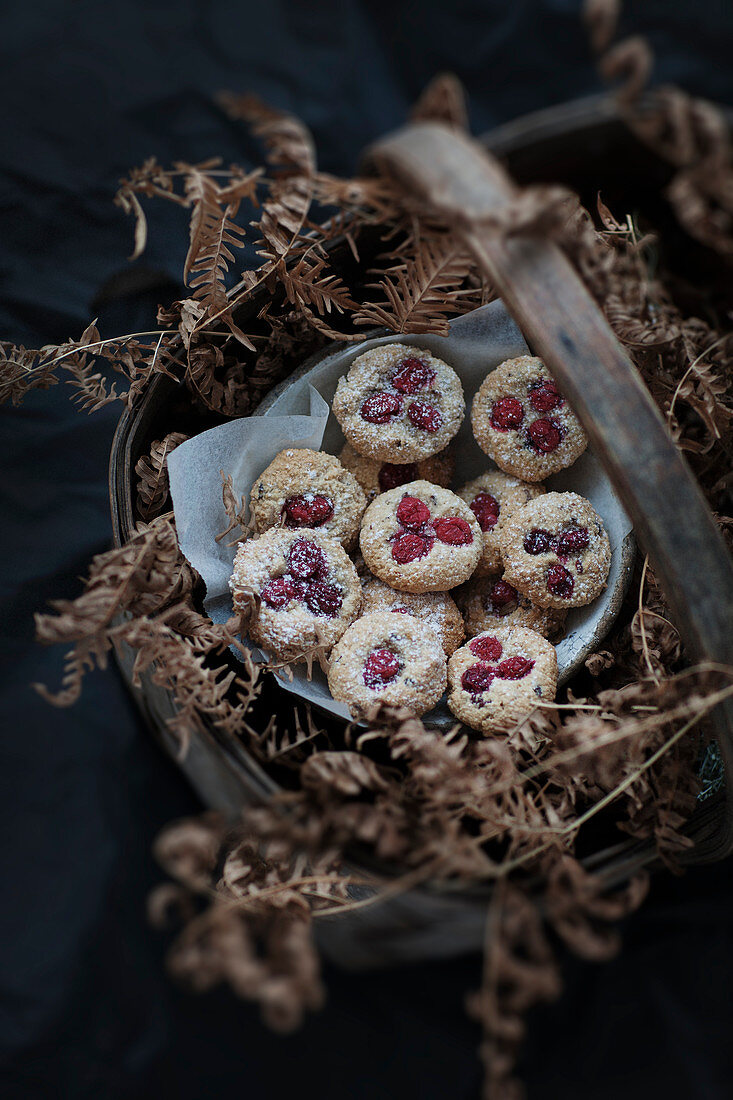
135, 432, 190, 521
354, 232, 487, 335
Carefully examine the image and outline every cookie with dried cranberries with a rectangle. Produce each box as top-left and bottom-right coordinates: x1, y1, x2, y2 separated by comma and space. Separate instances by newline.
229, 529, 361, 663
332, 343, 465, 463
338, 441, 454, 503
447, 625, 558, 735
462, 573, 567, 640
456, 470, 546, 575
498, 491, 611, 609
471, 356, 587, 481
250, 448, 367, 550
328, 610, 447, 719
360, 576, 465, 655
359, 480, 483, 593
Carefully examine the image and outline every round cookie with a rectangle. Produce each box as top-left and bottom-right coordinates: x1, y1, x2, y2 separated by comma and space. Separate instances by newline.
328, 610, 447, 719
230, 529, 361, 663
250, 448, 367, 550
339, 441, 454, 503
471, 356, 587, 481
462, 573, 567, 641
447, 626, 558, 735
499, 491, 611, 609
332, 343, 465, 462
359, 480, 483, 594
457, 470, 546, 575
361, 577, 465, 656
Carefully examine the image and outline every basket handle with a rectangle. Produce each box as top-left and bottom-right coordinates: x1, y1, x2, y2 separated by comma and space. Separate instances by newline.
365, 122, 733, 851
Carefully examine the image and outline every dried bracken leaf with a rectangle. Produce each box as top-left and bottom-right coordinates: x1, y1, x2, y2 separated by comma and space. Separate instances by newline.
135, 432, 189, 521
355, 232, 489, 335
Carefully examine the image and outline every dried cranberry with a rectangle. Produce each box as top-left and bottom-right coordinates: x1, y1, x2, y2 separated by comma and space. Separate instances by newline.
546, 563, 574, 599
527, 417, 562, 453
260, 577, 297, 609
363, 648, 402, 688
407, 401, 442, 433
360, 391, 403, 423
391, 532, 433, 564
287, 538, 327, 579
528, 380, 563, 413
461, 663, 495, 695
391, 606, 411, 614
556, 525, 590, 555
495, 655, 535, 680
391, 358, 436, 394
433, 516, 474, 545
469, 635, 503, 662
490, 397, 524, 431
488, 579, 519, 616
523, 528, 554, 555
378, 462, 417, 492
282, 494, 334, 528
396, 495, 431, 530
470, 491, 500, 531
304, 580, 343, 616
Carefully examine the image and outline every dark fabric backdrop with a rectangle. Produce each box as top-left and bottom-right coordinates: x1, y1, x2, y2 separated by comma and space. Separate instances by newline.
2, 2, 733, 1097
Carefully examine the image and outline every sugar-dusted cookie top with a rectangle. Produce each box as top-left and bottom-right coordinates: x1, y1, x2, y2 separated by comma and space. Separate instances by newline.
360, 576, 465, 655
499, 491, 611, 609
457, 470, 546, 575
359, 480, 483, 593
328, 610, 447, 719
447, 625, 558, 735
471, 356, 587, 481
250, 448, 367, 550
332, 343, 465, 463
230, 529, 361, 663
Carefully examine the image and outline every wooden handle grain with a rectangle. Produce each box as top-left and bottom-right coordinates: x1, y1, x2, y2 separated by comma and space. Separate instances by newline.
366, 122, 733, 854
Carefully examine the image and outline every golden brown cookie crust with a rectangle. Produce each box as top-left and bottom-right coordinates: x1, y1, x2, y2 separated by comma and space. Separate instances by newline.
361, 576, 465, 655
338, 442, 454, 503
249, 448, 367, 550
359, 480, 483, 593
328, 610, 447, 719
463, 573, 566, 640
230, 529, 361, 663
332, 343, 465, 462
447, 625, 558, 735
499, 491, 611, 609
471, 356, 587, 481
457, 470, 546, 575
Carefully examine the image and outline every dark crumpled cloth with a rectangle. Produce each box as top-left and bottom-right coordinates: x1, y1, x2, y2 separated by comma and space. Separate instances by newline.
2, 1, 733, 1096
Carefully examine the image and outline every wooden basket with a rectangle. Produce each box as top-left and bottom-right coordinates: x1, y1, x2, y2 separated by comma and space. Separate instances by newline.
109, 94, 733, 968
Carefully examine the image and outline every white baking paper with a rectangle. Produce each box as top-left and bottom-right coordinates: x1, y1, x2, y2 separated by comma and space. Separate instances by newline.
167, 300, 633, 726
